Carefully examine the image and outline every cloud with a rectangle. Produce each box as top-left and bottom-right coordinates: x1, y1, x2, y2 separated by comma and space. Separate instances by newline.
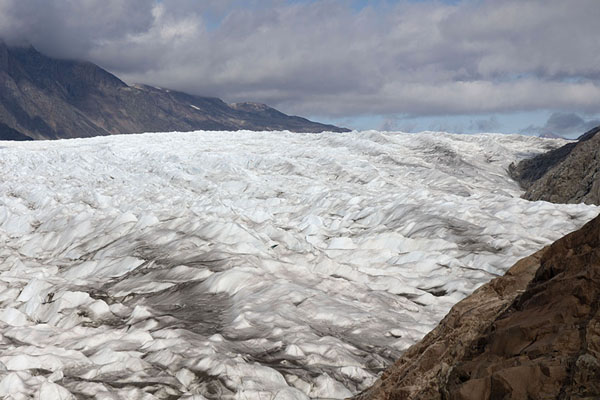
522, 112, 600, 138
0, 0, 599, 120
0, 0, 154, 58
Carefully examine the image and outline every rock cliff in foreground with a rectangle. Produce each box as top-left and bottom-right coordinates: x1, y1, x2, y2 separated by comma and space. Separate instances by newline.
354, 213, 600, 400
0, 42, 348, 140
509, 126, 600, 205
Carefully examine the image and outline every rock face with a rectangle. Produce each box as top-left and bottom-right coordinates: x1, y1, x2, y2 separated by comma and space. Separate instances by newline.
0, 42, 348, 140
509, 126, 600, 205
354, 213, 600, 400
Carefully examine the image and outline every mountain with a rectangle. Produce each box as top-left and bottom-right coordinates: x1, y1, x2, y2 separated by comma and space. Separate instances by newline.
0, 42, 348, 140
354, 212, 600, 400
509, 126, 600, 204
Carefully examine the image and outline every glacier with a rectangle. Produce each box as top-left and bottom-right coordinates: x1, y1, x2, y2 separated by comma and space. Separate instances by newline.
0, 130, 596, 399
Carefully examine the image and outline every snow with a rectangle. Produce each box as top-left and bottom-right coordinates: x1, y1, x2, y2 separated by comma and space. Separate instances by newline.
0, 129, 597, 399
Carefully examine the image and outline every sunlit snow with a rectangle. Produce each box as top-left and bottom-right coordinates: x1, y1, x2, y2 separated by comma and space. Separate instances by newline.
0, 130, 596, 399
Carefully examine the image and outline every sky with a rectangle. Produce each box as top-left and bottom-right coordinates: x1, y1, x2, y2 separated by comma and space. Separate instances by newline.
1, 0, 599, 137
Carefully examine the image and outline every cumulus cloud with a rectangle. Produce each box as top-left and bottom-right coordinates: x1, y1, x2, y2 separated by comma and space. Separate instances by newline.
0, 0, 599, 120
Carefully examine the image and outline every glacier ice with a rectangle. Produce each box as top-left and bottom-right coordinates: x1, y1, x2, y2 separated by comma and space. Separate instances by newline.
0, 130, 597, 399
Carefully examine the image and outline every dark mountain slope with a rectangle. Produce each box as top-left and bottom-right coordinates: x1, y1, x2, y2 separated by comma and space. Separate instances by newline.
0, 122, 32, 140
0, 42, 348, 140
509, 126, 600, 204
354, 213, 600, 400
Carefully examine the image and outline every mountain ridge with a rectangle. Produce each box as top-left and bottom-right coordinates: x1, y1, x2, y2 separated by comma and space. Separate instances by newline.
0, 42, 349, 140
509, 126, 600, 204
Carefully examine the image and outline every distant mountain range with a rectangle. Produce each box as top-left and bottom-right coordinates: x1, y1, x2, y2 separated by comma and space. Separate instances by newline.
0, 42, 348, 140
538, 131, 565, 139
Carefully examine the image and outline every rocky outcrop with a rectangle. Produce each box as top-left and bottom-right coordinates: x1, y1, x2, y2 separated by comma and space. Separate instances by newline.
354, 213, 600, 400
0, 42, 348, 140
509, 126, 600, 205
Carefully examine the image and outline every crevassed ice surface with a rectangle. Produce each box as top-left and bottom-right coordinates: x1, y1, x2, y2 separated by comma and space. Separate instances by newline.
0, 130, 597, 399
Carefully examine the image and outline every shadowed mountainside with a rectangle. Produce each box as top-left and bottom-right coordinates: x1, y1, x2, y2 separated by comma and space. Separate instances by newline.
354, 213, 600, 399
509, 126, 600, 205
0, 42, 348, 140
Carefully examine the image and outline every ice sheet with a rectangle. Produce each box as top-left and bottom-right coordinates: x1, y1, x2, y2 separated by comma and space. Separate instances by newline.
0, 130, 596, 399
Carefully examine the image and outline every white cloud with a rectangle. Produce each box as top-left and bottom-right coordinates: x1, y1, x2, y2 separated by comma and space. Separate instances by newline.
1, 0, 599, 120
